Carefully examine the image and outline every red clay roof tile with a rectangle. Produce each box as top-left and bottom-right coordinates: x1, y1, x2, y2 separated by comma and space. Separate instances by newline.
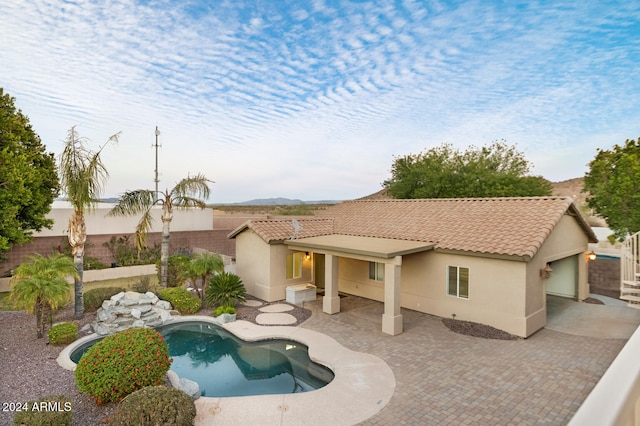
230, 197, 596, 259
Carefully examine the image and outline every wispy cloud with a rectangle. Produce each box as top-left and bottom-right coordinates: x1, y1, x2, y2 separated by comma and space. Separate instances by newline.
1, 0, 639, 202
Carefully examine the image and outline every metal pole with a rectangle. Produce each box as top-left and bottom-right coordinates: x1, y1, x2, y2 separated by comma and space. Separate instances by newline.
154, 126, 160, 201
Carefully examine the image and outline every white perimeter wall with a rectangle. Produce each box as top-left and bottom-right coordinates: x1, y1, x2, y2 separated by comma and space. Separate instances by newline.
37, 201, 213, 237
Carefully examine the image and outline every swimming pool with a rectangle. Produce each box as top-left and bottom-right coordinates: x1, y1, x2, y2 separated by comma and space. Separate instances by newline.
70, 320, 334, 398
58, 317, 396, 424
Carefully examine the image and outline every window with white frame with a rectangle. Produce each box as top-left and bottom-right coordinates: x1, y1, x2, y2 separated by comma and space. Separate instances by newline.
447, 266, 469, 299
368, 261, 385, 282
286, 252, 303, 279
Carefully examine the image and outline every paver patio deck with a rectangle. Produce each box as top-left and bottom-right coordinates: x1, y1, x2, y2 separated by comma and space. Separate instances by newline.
297, 295, 631, 425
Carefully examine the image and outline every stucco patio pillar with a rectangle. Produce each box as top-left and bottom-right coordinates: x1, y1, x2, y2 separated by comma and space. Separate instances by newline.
382, 256, 403, 335
323, 254, 340, 314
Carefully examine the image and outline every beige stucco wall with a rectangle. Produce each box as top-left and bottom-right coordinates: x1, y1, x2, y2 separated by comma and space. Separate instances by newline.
234, 232, 313, 302
338, 257, 385, 301
36, 201, 213, 237
337, 251, 529, 337
404, 252, 527, 334
235, 231, 271, 299
524, 213, 591, 335
267, 245, 313, 301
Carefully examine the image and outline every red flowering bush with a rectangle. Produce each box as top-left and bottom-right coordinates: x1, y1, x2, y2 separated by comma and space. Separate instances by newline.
75, 328, 172, 404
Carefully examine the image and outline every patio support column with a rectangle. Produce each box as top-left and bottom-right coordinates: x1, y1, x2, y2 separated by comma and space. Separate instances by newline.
323, 254, 340, 314
382, 256, 403, 335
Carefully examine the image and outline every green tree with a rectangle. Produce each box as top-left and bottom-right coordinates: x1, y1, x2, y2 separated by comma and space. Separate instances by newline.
0, 89, 59, 257
59, 126, 120, 319
108, 174, 213, 288
182, 252, 225, 302
584, 138, 640, 239
10, 253, 78, 338
383, 141, 552, 199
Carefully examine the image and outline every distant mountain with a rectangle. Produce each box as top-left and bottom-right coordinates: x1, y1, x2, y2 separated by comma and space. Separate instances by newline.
219, 198, 340, 206
100, 197, 121, 204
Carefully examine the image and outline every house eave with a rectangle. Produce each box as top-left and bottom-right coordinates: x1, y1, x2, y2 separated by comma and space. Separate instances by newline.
433, 248, 532, 262
286, 235, 435, 259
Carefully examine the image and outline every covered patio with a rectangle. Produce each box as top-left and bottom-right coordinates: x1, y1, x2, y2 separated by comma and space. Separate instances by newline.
287, 234, 434, 335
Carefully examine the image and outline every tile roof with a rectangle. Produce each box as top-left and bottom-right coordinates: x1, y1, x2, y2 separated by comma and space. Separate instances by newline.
230, 197, 596, 259
228, 218, 334, 243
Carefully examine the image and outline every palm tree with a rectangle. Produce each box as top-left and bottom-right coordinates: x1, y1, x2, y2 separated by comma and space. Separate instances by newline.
184, 252, 225, 302
59, 126, 120, 319
10, 253, 78, 338
108, 174, 212, 288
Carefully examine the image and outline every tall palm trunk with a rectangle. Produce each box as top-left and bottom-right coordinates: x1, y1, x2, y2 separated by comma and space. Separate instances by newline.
73, 246, 84, 318
69, 209, 86, 319
35, 296, 44, 338
160, 206, 173, 288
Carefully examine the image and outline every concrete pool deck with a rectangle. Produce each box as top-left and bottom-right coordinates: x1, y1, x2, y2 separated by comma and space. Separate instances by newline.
195, 319, 395, 425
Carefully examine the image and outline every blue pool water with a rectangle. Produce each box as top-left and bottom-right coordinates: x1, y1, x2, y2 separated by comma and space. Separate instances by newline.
596, 254, 620, 260
70, 321, 334, 397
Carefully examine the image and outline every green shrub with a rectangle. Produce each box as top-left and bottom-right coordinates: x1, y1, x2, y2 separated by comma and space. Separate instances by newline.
158, 287, 201, 314
110, 386, 196, 426
132, 276, 154, 293
214, 305, 236, 316
157, 254, 191, 287
104, 235, 161, 267
84, 256, 108, 270
48, 322, 78, 345
13, 395, 72, 426
75, 328, 172, 404
206, 272, 246, 309
83, 287, 125, 312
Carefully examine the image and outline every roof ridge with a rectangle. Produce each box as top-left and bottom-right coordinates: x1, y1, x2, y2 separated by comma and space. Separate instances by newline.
249, 217, 333, 222
343, 196, 572, 203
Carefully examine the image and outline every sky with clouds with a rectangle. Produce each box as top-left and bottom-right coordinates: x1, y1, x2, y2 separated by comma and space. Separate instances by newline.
2, 0, 639, 203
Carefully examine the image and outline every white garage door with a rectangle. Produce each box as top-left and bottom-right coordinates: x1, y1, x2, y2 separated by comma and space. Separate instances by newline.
546, 255, 578, 298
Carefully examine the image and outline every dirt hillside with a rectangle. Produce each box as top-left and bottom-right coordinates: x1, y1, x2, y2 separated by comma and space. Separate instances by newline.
550, 177, 587, 207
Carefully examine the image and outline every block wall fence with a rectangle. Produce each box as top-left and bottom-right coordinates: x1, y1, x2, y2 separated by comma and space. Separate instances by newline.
0, 230, 236, 277
587, 257, 620, 297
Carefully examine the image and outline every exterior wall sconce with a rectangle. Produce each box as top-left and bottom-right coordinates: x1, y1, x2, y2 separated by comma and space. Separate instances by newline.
540, 263, 552, 279
585, 251, 597, 262
305, 251, 310, 260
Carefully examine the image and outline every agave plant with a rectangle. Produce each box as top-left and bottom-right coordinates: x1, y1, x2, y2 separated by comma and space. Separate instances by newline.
205, 272, 246, 310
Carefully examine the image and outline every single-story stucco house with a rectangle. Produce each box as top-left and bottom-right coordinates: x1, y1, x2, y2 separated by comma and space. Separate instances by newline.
229, 197, 597, 338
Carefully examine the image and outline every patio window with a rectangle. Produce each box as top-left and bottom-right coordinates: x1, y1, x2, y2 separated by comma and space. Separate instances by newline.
447, 266, 469, 299
286, 252, 303, 279
369, 262, 385, 282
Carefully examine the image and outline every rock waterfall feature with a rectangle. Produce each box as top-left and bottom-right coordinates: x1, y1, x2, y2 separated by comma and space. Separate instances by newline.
92, 291, 179, 336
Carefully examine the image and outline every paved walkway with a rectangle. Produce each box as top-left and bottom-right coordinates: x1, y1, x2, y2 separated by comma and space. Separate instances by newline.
546, 294, 640, 339
295, 294, 638, 425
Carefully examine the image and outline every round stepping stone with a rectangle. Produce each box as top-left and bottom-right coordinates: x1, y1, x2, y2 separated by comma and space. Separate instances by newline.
255, 313, 297, 325
242, 300, 263, 307
259, 303, 294, 313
